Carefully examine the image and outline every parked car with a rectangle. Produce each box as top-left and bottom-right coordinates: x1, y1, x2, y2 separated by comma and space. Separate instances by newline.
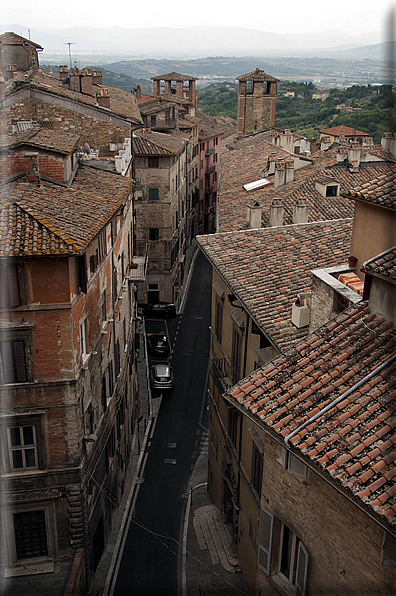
150, 364, 174, 391
140, 302, 177, 318
148, 334, 170, 357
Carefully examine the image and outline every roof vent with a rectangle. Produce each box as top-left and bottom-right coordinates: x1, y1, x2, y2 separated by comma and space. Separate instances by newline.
291, 293, 311, 328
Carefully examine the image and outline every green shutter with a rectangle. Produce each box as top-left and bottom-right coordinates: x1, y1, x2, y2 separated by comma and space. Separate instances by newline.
149, 188, 159, 201
258, 507, 273, 575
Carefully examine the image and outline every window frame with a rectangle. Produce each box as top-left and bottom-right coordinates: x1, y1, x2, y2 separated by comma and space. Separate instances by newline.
251, 441, 263, 496
0, 323, 34, 385
148, 187, 159, 201
2, 501, 56, 566
1, 415, 43, 474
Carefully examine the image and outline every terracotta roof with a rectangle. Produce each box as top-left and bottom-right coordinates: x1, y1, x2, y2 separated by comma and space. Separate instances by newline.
0, 164, 132, 257
320, 125, 370, 137
196, 109, 227, 140
236, 69, 279, 83
363, 247, 396, 283
138, 96, 184, 113
196, 219, 353, 352
11, 70, 142, 124
218, 132, 395, 232
342, 170, 396, 211
0, 32, 42, 49
151, 72, 197, 81
0, 127, 79, 154
132, 130, 187, 156
229, 301, 396, 528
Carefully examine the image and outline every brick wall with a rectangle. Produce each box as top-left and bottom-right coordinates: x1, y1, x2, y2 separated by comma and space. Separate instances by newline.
10, 97, 131, 151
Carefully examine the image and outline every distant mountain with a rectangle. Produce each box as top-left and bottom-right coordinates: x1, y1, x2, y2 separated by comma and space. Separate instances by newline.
0, 24, 384, 61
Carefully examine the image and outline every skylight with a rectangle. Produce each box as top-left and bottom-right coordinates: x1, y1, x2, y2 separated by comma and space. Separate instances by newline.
243, 178, 270, 191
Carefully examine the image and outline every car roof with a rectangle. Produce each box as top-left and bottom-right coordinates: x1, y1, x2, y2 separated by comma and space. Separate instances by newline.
152, 364, 172, 374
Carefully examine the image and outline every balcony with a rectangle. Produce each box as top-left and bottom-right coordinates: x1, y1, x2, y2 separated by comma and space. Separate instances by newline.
129, 241, 149, 282
210, 351, 232, 394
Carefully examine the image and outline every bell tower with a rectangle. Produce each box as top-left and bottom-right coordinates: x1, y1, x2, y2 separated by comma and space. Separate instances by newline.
237, 68, 279, 136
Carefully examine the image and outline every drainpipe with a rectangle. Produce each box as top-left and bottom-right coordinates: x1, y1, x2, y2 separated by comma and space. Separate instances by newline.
284, 353, 396, 446
362, 246, 396, 271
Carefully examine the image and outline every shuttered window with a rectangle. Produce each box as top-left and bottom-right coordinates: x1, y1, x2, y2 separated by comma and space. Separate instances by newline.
13, 510, 48, 560
381, 531, 396, 566
149, 187, 159, 201
295, 542, 309, 596
0, 340, 27, 384
0, 264, 21, 308
258, 507, 273, 575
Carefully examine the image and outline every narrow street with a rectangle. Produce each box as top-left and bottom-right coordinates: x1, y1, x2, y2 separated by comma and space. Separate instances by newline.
113, 249, 212, 595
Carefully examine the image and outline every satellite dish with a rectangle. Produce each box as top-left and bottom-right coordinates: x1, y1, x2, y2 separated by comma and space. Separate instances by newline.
83, 142, 90, 154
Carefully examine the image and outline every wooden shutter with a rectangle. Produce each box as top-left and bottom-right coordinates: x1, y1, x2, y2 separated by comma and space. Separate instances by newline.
13, 341, 27, 382
78, 255, 87, 294
295, 541, 309, 596
289, 453, 307, 481
1, 341, 15, 383
381, 532, 396, 566
7, 265, 21, 307
258, 507, 273, 575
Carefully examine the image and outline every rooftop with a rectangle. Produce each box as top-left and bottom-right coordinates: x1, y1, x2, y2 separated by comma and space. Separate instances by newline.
196, 219, 353, 353
236, 68, 279, 83
229, 300, 396, 529
363, 246, 396, 283
132, 129, 188, 156
151, 72, 197, 81
342, 170, 396, 211
320, 125, 370, 137
0, 164, 132, 257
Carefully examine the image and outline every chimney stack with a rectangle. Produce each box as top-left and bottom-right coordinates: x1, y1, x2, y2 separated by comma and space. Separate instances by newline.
274, 160, 286, 188
292, 201, 309, 224
269, 199, 284, 227
96, 87, 110, 109
246, 201, 262, 229
285, 159, 294, 184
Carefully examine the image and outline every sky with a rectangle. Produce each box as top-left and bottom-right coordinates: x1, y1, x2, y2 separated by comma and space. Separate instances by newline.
2, 0, 395, 36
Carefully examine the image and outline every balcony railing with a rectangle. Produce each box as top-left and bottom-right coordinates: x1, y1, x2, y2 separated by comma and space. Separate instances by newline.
210, 351, 232, 394
129, 241, 149, 281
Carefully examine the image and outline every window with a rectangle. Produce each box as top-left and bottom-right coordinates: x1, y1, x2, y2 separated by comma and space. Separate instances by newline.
14, 510, 48, 560
279, 446, 307, 481
326, 185, 338, 197
80, 319, 88, 357
251, 442, 263, 496
0, 340, 28, 384
0, 263, 21, 308
214, 296, 223, 343
231, 325, 242, 385
148, 156, 159, 168
258, 509, 309, 596
150, 115, 156, 128
7, 425, 37, 471
149, 187, 159, 201
228, 408, 239, 446
333, 291, 349, 314
149, 228, 159, 241
101, 290, 107, 322
381, 531, 396, 566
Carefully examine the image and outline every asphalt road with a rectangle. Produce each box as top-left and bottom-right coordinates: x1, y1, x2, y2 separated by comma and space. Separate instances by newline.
113, 249, 212, 595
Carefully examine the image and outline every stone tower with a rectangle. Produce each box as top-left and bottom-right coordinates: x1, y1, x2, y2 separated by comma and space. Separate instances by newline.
236, 68, 279, 136
151, 72, 197, 108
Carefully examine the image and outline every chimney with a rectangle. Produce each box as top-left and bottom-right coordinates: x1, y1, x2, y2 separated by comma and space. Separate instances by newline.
25, 152, 41, 186
274, 160, 286, 188
265, 153, 278, 175
285, 159, 294, 184
269, 199, 284, 227
91, 70, 103, 86
80, 68, 94, 96
133, 85, 142, 99
347, 142, 361, 168
293, 201, 309, 224
70, 67, 80, 92
309, 138, 318, 154
320, 136, 331, 151
246, 201, 262, 229
59, 65, 69, 81
96, 87, 110, 109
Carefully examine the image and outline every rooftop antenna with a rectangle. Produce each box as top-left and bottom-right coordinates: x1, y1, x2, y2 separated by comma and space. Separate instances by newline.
64, 42, 79, 136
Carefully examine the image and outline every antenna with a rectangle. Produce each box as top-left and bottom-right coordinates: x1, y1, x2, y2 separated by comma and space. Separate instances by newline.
63, 42, 79, 136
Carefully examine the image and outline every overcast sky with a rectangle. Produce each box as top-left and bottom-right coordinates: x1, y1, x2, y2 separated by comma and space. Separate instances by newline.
2, 0, 395, 36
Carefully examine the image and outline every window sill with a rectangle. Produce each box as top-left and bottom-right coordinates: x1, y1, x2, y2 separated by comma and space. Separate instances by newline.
4, 559, 54, 578
269, 573, 294, 596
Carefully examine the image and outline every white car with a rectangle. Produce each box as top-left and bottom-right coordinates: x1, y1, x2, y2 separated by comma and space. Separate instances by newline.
150, 364, 174, 391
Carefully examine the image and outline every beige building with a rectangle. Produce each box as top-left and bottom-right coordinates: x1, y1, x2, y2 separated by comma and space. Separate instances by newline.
196, 168, 396, 595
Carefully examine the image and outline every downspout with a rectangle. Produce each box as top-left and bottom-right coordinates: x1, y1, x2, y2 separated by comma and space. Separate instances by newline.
284, 353, 396, 446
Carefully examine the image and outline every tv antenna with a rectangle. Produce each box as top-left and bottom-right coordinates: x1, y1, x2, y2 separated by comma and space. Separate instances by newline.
63, 42, 79, 136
